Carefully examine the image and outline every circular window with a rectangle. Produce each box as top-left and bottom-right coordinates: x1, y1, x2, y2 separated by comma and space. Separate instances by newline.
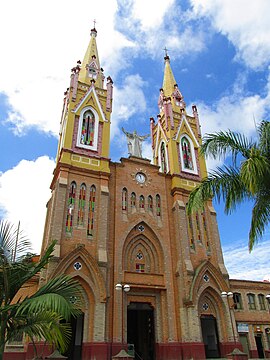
137, 225, 145, 232
74, 262, 82, 271
202, 303, 209, 311
203, 274, 210, 282
136, 252, 143, 260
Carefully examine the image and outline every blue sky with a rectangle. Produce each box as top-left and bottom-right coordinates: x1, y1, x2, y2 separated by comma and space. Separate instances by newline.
0, 0, 270, 281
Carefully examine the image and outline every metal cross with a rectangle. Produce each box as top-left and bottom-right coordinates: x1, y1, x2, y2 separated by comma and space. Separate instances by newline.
164, 47, 169, 57
93, 19, 97, 28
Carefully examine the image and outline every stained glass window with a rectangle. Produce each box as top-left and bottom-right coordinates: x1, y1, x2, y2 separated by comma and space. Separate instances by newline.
131, 192, 136, 208
87, 185, 96, 237
148, 195, 153, 212
80, 110, 95, 146
160, 142, 167, 173
77, 183, 86, 226
66, 181, 76, 233
136, 263, 145, 273
181, 137, 193, 170
139, 195, 145, 209
156, 194, 161, 216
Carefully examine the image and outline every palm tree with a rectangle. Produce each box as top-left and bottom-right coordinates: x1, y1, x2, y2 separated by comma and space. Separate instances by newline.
0, 219, 82, 359
187, 120, 270, 251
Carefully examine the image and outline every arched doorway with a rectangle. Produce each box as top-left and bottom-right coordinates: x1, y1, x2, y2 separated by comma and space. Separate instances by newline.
64, 312, 84, 360
201, 314, 220, 358
127, 302, 155, 360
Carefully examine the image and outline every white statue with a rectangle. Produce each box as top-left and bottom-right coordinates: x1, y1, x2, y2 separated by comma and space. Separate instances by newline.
122, 128, 149, 158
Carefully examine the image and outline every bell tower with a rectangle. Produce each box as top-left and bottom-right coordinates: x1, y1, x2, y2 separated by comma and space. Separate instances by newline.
41, 27, 113, 264
150, 54, 207, 192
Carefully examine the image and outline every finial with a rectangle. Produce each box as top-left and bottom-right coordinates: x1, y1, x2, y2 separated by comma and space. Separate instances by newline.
93, 19, 96, 29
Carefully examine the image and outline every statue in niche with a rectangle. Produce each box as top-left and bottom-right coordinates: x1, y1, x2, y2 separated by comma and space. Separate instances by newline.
122, 128, 149, 158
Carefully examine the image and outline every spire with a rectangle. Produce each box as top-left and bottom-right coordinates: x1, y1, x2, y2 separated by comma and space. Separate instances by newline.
78, 27, 104, 88
162, 54, 177, 97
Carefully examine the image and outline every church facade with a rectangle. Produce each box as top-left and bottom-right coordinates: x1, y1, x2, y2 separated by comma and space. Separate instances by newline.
6, 28, 270, 360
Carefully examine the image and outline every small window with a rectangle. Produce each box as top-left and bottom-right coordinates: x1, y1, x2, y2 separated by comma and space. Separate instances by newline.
247, 293, 256, 310
122, 188, 127, 211
77, 183, 86, 226
233, 293, 243, 310
156, 194, 161, 217
148, 195, 153, 212
258, 294, 266, 310
87, 185, 96, 237
131, 192, 136, 208
139, 195, 145, 209
136, 263, 145, 273
66, 181, 76, 233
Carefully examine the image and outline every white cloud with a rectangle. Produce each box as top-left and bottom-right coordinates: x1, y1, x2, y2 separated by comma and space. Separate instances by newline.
0, 0, 134, 136
112, 74, 147, 138
0, 156, 55, 254
191, 0, 270, 69
223, 236, 270, 281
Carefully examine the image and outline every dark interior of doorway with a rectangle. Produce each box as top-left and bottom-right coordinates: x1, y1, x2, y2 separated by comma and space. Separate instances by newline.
64, 313, 84, 360
201, 315, 220, 358
255, 334, 265, 358
127, 302, 155, 360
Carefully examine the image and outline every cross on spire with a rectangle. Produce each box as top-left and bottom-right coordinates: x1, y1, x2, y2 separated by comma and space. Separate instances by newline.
93, 19, 97, 29
164, 47, 169, 57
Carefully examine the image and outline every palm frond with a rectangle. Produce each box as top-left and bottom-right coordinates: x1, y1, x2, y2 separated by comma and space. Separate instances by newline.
16, 275, 82, 320
187, 165, 251, 214
257, 120, 270, 156
201, 130, 254, 164
7, 311, 72, 353
249, 193, 270, 252
240, 150, 269, 195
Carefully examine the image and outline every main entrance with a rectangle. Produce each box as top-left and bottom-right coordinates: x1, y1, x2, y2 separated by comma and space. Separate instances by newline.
201, 315, 220, 358
127, 302, 155, 360
65, 313, 84, 360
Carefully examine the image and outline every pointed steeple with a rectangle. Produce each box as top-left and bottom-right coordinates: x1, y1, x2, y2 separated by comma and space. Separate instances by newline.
79, 27, 104, 88
162, 54, 177, 97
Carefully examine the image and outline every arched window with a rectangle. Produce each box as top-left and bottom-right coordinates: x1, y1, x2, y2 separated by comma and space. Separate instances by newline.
66, 181, 76, 233
122, 188, 127, 211
247, 293, 256, 310
148, 195, 153, 212
80, 110, 95, 146
77, 183, 86, 226
131, 192, 136, 208
77, 107, 99, 151
233, 293, 243, 310
87, 185, 96, 237
156, 194, 161, 217
181, 136, 193, 170
160, 142, 167, 173
258, 294, 266, 310
179, 135, 198, 175
139, 195, 145, 209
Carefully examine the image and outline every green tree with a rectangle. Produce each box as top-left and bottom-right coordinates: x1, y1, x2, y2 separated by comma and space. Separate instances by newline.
187, 120, 270, 251
0, 220, 82, 359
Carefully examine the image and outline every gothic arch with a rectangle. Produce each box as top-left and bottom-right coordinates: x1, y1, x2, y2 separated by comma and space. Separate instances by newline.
49, 245, 106, 302
122, 221, 165, 274
189, 260, 229, 304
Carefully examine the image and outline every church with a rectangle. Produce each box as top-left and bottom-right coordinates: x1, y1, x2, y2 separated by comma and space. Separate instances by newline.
5, 28, 270, 360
